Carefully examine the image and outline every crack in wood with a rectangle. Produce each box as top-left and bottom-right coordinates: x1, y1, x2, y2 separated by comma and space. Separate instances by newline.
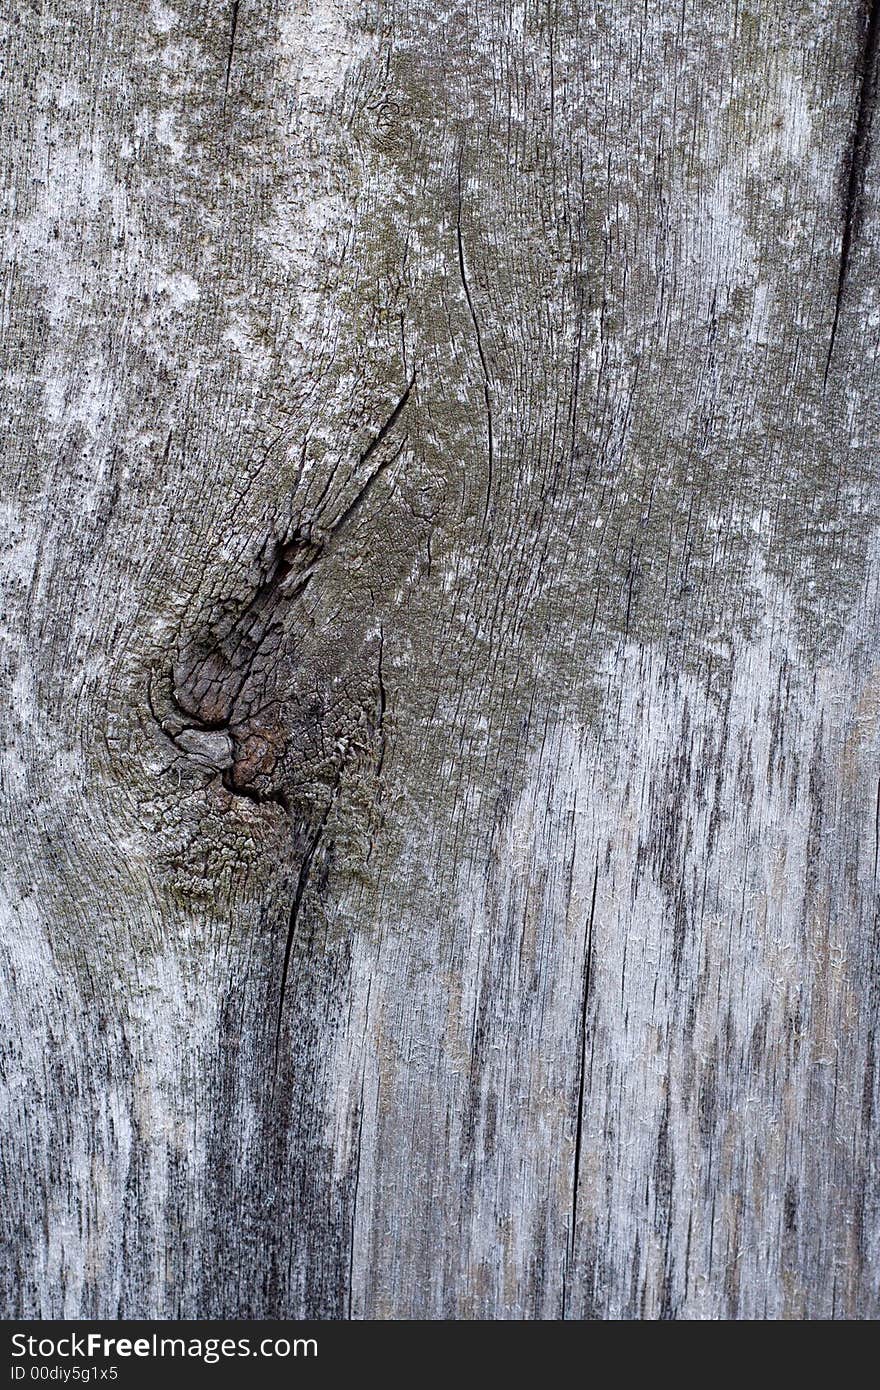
824, 0, 880, 386
347, 1018, 370, 1321
456, 157, 494, 526
224, 0, 240, 95
563, 852, 598, 1319
375, 625, 387, 780
273, 770, 342, 1068
220, 772, 289, 811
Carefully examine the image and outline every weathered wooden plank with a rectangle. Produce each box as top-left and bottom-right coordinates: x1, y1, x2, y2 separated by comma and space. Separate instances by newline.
2, 0, 879, 1318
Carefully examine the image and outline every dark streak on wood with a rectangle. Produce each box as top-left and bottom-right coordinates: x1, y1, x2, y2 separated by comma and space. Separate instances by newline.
455, 155, 494, 525
225, 0, 240, 95
824, 0, 880, 385
375, 625, 387, 780
564, 853, 599, 1318
274, 775, 340, 1068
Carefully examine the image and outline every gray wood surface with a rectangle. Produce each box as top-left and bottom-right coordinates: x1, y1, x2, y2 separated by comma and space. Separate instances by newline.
2, 0, 880, 1319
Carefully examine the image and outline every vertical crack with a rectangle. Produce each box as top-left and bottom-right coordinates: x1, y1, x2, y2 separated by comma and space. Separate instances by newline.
273, 775, 341, 1069
375, 626, 387, 779
225, 0, 240, 94
563, 853, 599, 1318
456, 155, 495, 525
347, 984, 370, 1322
347, 1103, 365, 1320
824, 0, 880, 386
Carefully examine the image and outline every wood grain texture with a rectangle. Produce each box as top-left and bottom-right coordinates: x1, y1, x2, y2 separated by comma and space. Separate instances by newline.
2, 0, 880, 1318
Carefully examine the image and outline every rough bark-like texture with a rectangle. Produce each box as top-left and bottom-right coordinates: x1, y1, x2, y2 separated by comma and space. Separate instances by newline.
2, 0, 880, 1319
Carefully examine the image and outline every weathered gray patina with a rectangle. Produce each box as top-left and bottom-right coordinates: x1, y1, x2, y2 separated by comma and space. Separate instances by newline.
2, 0, 879, 1318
